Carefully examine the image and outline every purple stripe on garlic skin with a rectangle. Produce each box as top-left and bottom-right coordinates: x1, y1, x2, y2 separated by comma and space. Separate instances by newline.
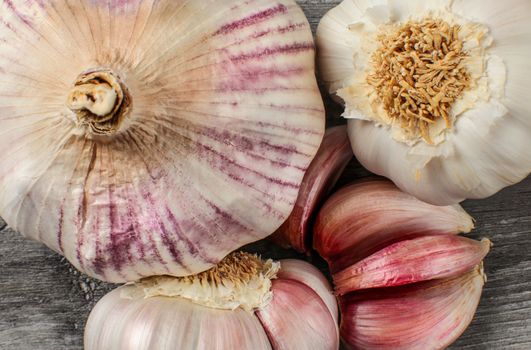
0, 0, 325, 282
214, 4, 289, 35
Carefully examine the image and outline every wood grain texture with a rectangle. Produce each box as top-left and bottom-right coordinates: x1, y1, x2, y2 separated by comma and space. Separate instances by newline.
0, 1, 530, 349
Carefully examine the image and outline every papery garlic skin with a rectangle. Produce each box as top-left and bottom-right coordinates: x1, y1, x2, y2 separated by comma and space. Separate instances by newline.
340, 266, 486, 350
313, 180, 474, 272
0, 0, 325, 282
85, 254, 339, 350
317, 0, 531, 205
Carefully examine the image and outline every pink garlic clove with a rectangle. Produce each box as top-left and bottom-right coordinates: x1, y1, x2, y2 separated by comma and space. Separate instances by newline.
85, 253, 339, 350
314, 180, 474, 272
339, 266, 486, 350
256, 279, 339, 350
277, 259, 338, 322
334, 235, 491, 295
272, 125, 352, 253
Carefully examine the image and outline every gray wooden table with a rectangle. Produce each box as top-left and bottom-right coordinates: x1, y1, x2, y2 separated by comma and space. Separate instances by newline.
1, 1, 530, 349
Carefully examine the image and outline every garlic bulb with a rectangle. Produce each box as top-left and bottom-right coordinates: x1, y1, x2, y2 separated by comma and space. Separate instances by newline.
313, 179, 490, 349
85, 252, 339, 350
0, 0, 325, 282
272, 125, 353, 253
317, 0, 531, 205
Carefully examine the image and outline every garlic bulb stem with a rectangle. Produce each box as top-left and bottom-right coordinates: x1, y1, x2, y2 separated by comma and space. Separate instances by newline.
67, 83, 117, 117
66, 69, 130, 135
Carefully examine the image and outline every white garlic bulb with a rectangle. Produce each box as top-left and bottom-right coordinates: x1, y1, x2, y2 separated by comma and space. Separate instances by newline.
85, 253, 339, 350
317, 0, 531, 205
0, 1, 325, 282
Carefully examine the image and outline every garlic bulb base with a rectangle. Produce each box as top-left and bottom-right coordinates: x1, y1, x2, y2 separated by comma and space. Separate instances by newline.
365, 18, 471, 144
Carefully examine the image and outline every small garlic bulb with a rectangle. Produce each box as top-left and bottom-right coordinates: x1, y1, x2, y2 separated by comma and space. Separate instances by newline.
0, 0, 325, 282
317, 0, 531, 205
313, 180, 490, 349
85, 253, 339, 350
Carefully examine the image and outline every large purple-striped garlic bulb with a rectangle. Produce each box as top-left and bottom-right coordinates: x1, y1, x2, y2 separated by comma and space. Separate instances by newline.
85, 253, 339, 350
0, 0, 325, 282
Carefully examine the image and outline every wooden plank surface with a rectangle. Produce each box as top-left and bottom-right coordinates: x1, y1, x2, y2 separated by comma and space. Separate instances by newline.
1, 1, 530, 349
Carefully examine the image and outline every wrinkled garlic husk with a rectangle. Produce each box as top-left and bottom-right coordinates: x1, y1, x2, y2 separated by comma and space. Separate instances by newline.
85, 254, 339, 350
0, 0, 325, 282
313, 179, 474, 272
272, 125, 352, 253
340, 266, 486, 350
317, 0, 531, 205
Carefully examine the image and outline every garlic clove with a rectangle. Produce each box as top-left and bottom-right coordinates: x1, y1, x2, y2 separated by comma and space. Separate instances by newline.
0, 0, 325, 282
277, 259, 339, 323
272, 125, 352, 252
313, 180, 474, 272
334, 235, 491, 295
85, 287, 273, 350
256, 279, 340, 350
339, 266, 486, 350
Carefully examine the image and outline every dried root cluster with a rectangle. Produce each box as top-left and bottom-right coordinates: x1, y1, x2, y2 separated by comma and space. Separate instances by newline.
368, 19, 471, 143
